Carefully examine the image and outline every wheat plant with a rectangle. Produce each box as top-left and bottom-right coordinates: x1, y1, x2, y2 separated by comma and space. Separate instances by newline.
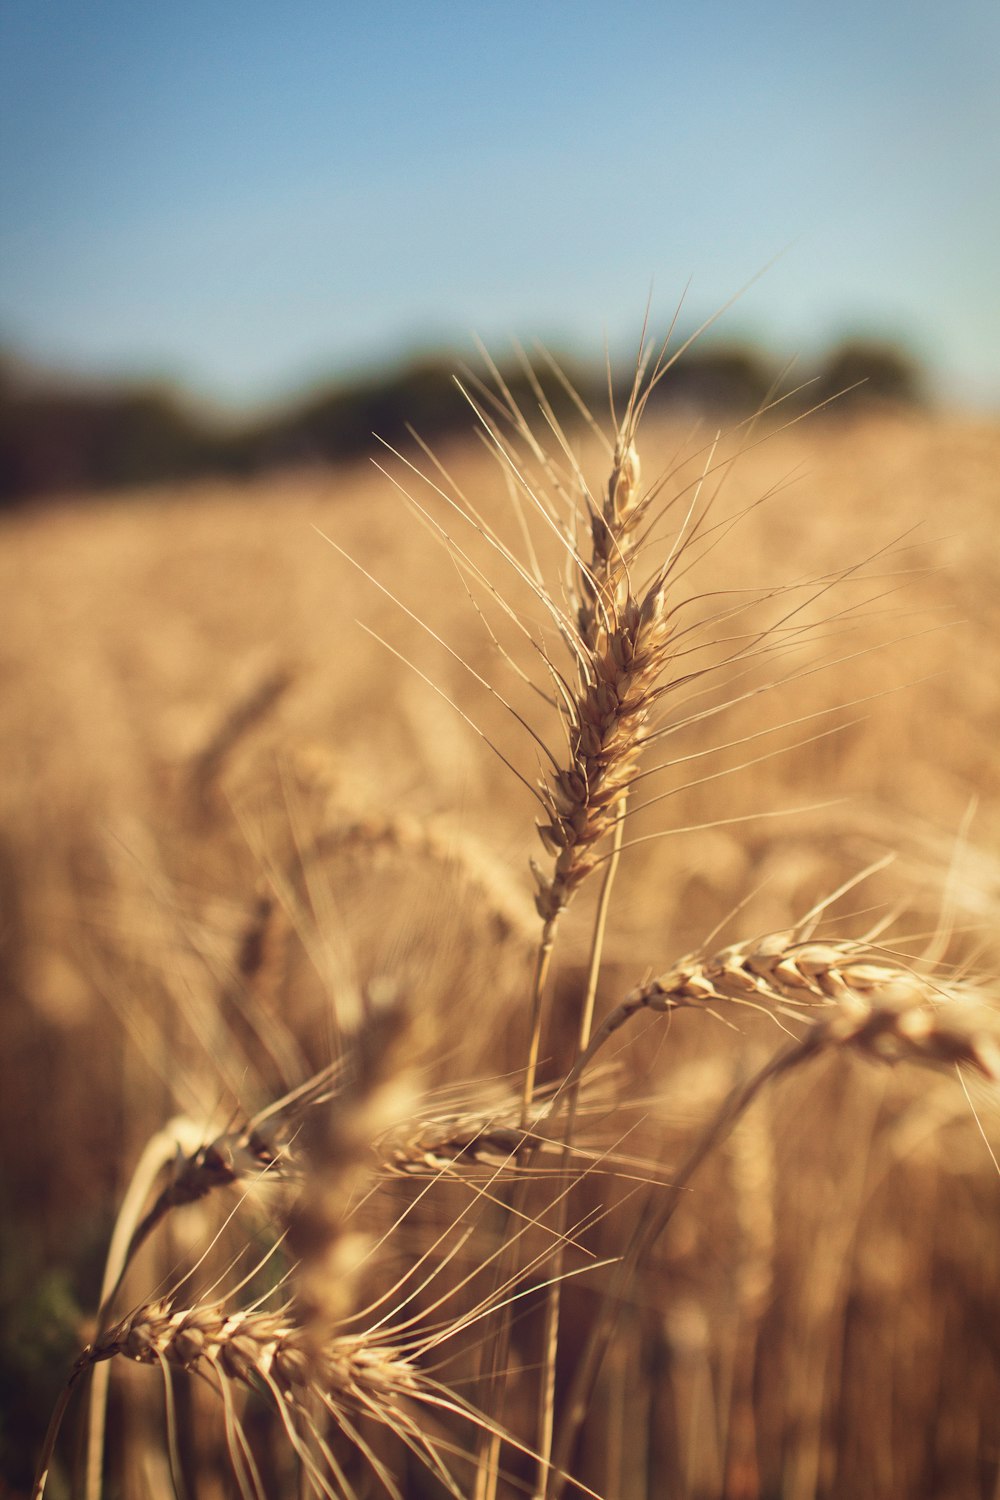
27, 322, 1000, 1500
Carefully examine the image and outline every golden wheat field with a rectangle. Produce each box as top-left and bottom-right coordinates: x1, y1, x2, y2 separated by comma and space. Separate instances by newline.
3, 358, 1000, 1500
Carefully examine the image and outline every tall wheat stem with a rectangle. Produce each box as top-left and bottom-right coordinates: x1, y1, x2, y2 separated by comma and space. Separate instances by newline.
535, 795, 628, 1497
550, 1040, 809, 1497
521, 916, 560, 1126
477, 907, 558, 1500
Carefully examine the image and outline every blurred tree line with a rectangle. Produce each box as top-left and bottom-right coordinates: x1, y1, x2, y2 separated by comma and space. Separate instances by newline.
0, 339, 925, 505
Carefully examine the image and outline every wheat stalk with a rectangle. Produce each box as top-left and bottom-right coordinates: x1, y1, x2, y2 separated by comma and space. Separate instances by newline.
549, 969, 1000, 1495
30, 327, 999, 1500
309, 809, 540, 951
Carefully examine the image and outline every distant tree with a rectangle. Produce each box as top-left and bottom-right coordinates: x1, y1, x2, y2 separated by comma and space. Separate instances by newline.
3, 334, 914, 506
0, 362, 232, 503
639, 343, 777, 414
243, 352, 607, 469
255, 356, 468, 466
814, 339, 926, 411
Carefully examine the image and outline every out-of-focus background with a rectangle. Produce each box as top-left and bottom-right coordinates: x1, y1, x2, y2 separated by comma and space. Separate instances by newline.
3, 5, 1000, 1498
2, 0, 999, 500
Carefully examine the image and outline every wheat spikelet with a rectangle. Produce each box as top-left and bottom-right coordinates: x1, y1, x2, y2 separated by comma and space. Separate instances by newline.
572, 929, 1000, 1085
165, 1309, 411, 1417
188, 661, 293, 811
803, 981, 1000, 1075
232, 884, 293, 1020
288, 984, 416, 1350
522, 369, 684, 924
115, 1064, 342, 1284
82, 1299, 418, 1400
33, 1301, 426, 1500
533, 569, 676, 922
310, 809, 539, 950
378, 1073, 619, 1179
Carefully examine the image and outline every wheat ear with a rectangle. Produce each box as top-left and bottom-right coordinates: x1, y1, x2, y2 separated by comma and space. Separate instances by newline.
558, 930, 999, 1099
33, 1302, 420, 1500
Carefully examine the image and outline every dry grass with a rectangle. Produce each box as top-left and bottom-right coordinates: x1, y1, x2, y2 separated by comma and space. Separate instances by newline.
3, 339, 1000, 1500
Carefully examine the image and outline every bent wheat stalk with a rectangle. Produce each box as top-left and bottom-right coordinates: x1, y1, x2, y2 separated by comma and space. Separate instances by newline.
553, 927, 999, 1106
549, 963, 1000, 1495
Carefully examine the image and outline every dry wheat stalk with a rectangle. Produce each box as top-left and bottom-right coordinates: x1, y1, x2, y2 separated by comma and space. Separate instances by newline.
117, 1066, 340, 1277
32, 330, 1000, 1500
188, 662, 293, 810
575, 929, 1000, 1076
79, 988, 419, 1490
467, 376, 667, 1498
379, 1073, 619, 1179
117, 1065, 614, 1308
81, 1061, 352, 1500
548, 963, 1000, 1498
723, 1099, 776, 1498
309, 810, 540, 950
288, 984, 417, 1360
39, 1153, 609, 1500
467, 349, 822, 1496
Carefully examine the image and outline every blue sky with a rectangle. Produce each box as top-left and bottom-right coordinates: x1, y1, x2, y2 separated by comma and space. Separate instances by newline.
2, 1, 998, 407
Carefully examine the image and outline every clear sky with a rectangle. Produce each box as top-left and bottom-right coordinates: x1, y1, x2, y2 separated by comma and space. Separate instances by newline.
2, 0, 998, 408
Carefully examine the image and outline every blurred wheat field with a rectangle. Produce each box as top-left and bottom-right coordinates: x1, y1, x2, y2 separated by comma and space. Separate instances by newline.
3, 394, 1000, 1499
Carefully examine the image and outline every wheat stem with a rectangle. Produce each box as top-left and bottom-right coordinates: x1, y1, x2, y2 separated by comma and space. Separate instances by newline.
535, 795, 629, 1497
